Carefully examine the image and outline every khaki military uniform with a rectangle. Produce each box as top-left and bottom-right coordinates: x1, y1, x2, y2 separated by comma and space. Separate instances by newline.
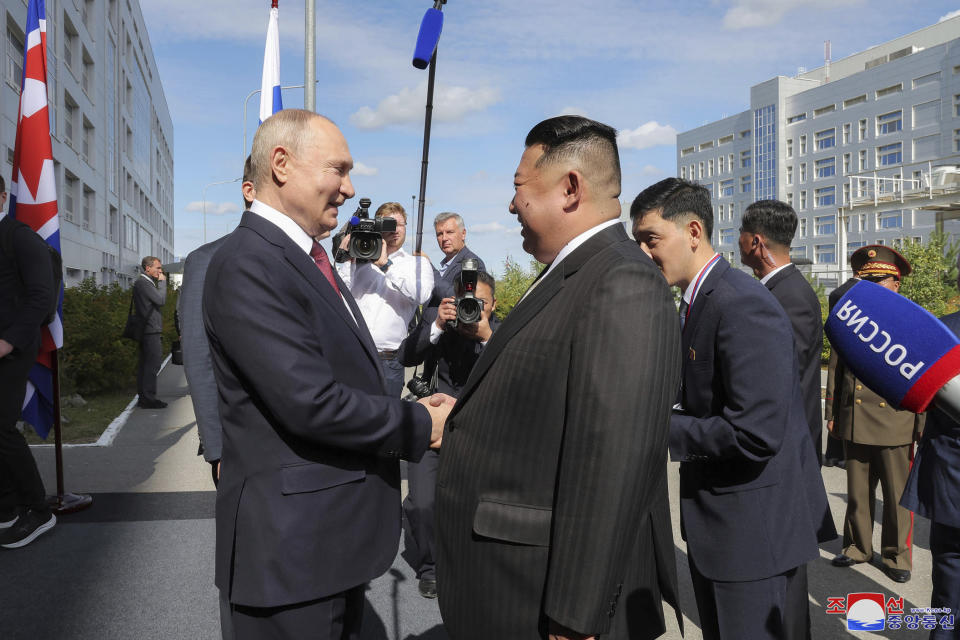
825, 349, 924, 570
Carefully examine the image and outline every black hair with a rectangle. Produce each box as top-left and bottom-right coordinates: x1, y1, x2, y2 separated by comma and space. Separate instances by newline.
630, 177, 713, 239
454, 270, 495, 298
741, 199, 797, 249
525, 116, 621, 197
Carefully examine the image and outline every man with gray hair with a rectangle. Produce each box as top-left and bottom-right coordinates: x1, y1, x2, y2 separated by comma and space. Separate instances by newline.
430, 212, 485, 302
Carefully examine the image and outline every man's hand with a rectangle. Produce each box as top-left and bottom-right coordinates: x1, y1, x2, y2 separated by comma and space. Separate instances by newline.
418, 392, 456, 449
157, 269, 166, 282
548, 619, 595, 640
456, 312, 493, 342
374, 239, 389, 268
826, 419, 834, 434
435, 297, 457, 330
0, 339, 13, 359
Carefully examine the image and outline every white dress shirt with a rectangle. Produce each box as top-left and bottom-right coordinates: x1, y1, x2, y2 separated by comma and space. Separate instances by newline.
682, 253, 721, 311
759, 263, 791, 285
337, 247, 434, 350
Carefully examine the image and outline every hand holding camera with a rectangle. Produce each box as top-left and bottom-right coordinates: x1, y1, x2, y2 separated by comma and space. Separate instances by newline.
331, 198, 396, 263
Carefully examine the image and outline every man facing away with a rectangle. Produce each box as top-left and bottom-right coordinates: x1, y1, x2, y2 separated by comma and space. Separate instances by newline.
132, 255, 167, 409
202, 109, 451, 639
0, 175, 57, 549
436, 115, 683, 640
631, 177, 834, 640
336, 202, 433, 397
738, 199, 824, 463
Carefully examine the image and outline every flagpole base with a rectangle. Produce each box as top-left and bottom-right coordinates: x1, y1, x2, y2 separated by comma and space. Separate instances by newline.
46, 493, 93, 515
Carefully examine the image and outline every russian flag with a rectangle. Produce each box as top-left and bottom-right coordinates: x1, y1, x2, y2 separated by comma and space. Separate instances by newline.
259, 1, 282, 123
9, 0, 62, 440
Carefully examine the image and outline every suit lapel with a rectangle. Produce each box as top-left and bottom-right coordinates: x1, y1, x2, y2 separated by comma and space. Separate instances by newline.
452, 224, 626, 414
682, 257, 729, 353
763, 263, 797, 292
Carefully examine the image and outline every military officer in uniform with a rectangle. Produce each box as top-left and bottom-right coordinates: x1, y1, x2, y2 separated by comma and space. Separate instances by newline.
826, 245, 924, 583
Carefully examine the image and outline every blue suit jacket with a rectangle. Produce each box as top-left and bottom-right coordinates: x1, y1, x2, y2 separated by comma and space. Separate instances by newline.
203, 212, 432, 607
901, 311, 960, 529
669, 257, 836, 582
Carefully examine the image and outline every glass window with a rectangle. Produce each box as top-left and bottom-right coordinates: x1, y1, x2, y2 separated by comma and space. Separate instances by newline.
913, 72, 940, 89
847, 241, 867, 257
800, 191, 807, 210
798, 218, 806, 236
878, 211, 903, 229
786, 139, 793, 158
790, 245, 807, 260
815, 214, 836, 234
753, 104, 777, 200
842, 123, 851, 144
913, 100, 940, 129
878, 142, 902, 166
800, 163, 807, 182
877, 110, 902, 135
740, 150, 751, 168
816, 244, 837, 264
800, 135, 807, 154
859, 149, 867, 171
815, 157, 836, 179
6, 27, 24, 91
843, 153, 851, 175
720, 179, 734, 197
859, 119, 867, 141
815, 187, 836, 207
720, 228, 736, 245
786, 166, 793, 185
741, 175, 751, 193
815, 128, 836, 150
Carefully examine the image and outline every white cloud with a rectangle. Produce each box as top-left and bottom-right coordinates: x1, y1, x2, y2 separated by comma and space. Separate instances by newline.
184, 201, 241, 215
470, 221, 521, 235
350, 83, 501, 130
618, 122, 677, 150
721, 0, 863, 30
352, 162, 379, 177
640, 165, 665, 177
940, 9, 960, 22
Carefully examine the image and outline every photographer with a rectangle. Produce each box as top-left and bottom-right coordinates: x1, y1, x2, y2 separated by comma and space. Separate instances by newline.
399, 267, 498, 599
336, 202, 433, 397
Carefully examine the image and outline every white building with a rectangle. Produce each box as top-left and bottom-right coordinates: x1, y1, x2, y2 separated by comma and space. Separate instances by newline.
677, 16, 960, 288
1, 0, 173, 287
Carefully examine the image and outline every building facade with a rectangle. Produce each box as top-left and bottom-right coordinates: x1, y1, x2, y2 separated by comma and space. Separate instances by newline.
677, 16, 960, 288
1, 0, 173, 287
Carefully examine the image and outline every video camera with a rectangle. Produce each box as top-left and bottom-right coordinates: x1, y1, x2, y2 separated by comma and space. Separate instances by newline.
447, 258, 484, 329
332, 198, 397, 262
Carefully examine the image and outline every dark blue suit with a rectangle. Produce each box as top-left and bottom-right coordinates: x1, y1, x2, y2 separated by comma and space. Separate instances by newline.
901, 311, 960, 639
670, 257, 835, 640
203, 212, 431, 636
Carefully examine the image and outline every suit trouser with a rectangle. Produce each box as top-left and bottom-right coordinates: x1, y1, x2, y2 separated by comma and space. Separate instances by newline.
137, 332, 162, 402
929, 522, 960, 640
228, 585, 364, 640
379, 354, 404, 398
0, 341, 48, 513
689, 555, 810, 640
842, 440, 913, 570
403, 448, 438, 580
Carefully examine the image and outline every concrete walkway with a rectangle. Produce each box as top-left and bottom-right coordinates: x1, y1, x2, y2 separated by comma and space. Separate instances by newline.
0, 364, 937, 639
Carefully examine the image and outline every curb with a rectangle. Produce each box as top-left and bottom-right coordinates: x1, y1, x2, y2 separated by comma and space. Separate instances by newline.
29, 354, 173, 449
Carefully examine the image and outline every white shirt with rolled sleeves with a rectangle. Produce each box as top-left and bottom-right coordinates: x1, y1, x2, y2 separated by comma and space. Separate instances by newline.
337, 248, 434, 350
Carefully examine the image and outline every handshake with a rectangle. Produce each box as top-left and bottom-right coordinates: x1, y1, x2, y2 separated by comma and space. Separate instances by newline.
416, 393, 456, 449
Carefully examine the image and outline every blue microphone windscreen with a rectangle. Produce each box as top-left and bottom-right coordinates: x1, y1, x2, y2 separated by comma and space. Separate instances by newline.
413, 8, 443, 69
825, 280, 960, 412
350, 216, 360, 226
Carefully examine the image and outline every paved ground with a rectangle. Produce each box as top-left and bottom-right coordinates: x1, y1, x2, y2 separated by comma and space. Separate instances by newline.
0, 365, 938, 639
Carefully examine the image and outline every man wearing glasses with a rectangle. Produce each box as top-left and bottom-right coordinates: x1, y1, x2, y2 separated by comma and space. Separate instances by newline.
827, 244, 924, 583
337, 202, 434, 397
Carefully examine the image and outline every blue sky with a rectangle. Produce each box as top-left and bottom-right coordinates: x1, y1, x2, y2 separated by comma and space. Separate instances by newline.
141, 0, 960, 274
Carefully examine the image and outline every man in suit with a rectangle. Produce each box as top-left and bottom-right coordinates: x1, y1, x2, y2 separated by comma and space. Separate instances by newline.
901, 255, 960, 638
0, 175, 57, 549
823, 276, 859, 467
429, 212, 485, 302
436, 116, 683, 640
133, 255, 167, 409
631, 178, 835, 640
828, 245, 923, 583
738, 199, 824, 462
203, 109, 450, 639
399, 269, 498, 599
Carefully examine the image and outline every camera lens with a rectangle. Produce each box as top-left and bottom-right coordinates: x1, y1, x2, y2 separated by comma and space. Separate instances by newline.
457, 298, 482, 324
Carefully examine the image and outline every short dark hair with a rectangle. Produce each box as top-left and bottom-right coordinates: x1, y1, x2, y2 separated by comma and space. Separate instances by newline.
630, 178, 713, 239
741, 200, 797, 249
525, 116, 621, 198
454, 270, 495, 298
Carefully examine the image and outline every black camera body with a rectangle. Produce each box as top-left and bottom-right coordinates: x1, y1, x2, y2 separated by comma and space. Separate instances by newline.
407, 375, 434, 399
447, 258, 484, 329
332, 198, 397, 262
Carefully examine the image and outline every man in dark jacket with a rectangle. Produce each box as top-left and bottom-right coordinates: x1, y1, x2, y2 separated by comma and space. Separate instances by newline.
0, 176, 58, 549
133, 255, 167, 409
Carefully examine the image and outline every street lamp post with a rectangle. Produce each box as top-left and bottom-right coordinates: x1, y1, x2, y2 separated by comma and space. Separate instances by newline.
242, 84, 309, 161
202, 178, 242, 245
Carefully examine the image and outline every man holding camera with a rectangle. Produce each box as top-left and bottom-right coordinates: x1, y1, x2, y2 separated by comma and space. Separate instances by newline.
400, 263, 498, 599
337, 202, 433, 397
430, 212, 485, 301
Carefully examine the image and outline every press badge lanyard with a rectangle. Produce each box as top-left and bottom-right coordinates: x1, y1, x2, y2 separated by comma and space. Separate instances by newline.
684, 253, 721, 328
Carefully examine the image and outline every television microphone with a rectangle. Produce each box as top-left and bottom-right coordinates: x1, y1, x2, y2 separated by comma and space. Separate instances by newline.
412, 6, 444, 69
825, 279, 960, 422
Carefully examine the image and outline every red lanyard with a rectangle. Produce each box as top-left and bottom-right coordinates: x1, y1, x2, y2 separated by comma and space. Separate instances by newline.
685, 253, 720, 324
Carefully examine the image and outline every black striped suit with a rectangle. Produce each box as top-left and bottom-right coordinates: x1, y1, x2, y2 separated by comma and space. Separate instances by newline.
436, 223, 683, 639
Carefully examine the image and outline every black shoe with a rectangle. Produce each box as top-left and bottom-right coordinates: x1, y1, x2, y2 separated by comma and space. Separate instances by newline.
138, 399, 167, 409
832, 554, 863, 567
0, 509, 56, 549
885, 567, 911, 583
0, 507, 20, 529
418, 578, 437, 599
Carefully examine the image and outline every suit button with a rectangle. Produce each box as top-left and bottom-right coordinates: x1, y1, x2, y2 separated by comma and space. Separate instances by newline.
855, 399, 862, 405
856, 384, 863, 390
879, 402, 886, 408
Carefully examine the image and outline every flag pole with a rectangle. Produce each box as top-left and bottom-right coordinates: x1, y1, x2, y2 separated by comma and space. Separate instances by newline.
304, 0, 316, 112
47, 350, 92, 514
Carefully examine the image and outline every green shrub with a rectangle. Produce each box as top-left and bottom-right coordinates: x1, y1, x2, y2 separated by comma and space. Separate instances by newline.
494, 257, 543, 320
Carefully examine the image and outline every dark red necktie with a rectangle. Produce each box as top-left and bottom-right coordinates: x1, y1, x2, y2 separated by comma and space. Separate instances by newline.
310, 241, 341, 295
